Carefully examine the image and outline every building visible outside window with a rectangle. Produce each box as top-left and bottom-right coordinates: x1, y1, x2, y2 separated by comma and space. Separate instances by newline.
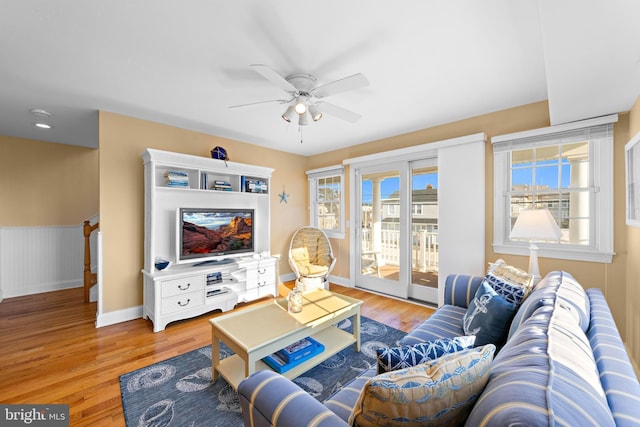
509, 142, 588, 244
493, 115, 616, 263
307, 166, 345, 238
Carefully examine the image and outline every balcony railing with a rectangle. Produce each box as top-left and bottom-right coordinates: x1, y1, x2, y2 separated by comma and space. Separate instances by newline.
361, 227, 438, 272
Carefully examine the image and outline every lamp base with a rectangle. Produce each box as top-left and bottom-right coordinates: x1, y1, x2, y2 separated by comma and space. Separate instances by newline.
528, 242, 542, 285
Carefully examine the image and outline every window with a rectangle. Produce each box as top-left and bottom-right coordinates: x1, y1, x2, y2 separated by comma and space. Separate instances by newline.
493, 115, 616, 263
307, 166, 345, 238
626, 131, 640, 227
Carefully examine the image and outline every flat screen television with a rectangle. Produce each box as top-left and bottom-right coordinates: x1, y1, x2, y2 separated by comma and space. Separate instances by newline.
177, 208, 254, 265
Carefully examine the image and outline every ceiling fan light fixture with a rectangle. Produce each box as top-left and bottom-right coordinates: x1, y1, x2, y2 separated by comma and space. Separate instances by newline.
308, 104, 323, 121
298, 111, 310, 126
281, 105, 297, 122
294, 100, 307, 115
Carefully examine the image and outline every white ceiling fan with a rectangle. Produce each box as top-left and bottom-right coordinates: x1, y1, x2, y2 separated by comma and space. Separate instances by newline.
230, 64, 369, 126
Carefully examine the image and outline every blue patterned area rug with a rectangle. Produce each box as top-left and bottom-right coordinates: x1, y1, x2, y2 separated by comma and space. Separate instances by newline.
120, 316, 406, 427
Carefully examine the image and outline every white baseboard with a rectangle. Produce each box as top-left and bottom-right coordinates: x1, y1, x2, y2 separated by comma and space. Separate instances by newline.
89, 284, 98, 302
96, 305, 143, 328
328, 274, 352, 288
2, 279, 82, 299
279, 272, 297, 283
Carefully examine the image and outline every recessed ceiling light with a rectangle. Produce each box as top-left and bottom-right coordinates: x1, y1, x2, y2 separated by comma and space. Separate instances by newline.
35, 123, 53, 129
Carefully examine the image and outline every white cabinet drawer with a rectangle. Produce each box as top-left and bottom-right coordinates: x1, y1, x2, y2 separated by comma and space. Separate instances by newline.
161, 291, 204, 314
162, 276, 204, 298
257, 265, 276, 287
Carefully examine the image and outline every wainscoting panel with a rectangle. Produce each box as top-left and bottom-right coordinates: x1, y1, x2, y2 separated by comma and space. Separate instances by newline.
0, 225, 86, 299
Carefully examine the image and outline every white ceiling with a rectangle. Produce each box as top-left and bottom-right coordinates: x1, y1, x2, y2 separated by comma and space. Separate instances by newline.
1, 1, 639, 156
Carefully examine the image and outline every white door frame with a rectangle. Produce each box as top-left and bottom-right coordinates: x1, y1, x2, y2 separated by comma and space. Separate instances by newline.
346, 133, 486, 306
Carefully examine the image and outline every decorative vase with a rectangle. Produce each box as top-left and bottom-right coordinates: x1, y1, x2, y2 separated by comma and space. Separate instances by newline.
288, 287, 303, 313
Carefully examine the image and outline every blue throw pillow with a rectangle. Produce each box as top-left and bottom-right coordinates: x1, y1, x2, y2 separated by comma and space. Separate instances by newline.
485, 260, 533, 306
376, 336, 476, 374
463, 280, 518, 346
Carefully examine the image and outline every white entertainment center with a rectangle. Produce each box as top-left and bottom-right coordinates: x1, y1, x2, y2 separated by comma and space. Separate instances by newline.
141, 148, 277, 332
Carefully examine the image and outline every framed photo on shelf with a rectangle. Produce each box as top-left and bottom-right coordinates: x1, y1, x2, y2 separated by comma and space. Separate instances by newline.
626, 131, 640, 227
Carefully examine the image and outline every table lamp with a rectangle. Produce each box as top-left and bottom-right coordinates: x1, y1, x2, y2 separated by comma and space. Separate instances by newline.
510, 208, 561, 284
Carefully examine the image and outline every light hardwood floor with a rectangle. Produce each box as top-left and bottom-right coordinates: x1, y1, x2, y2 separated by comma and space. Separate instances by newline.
0, 283, 434, 426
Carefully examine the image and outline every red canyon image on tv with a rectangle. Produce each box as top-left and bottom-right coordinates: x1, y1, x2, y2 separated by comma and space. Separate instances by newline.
180, 209, 254, 259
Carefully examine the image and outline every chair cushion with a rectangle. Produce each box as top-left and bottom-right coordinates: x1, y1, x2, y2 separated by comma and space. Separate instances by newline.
291, 246, 311, 265
298, 262, 329, 276
290, 227, 334, 277
349, 344, 495, 427
375, 335, 475, 374
462, 280, 517, 346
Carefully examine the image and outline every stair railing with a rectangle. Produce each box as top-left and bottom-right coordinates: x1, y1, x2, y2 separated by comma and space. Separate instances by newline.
83, 220, 99, 303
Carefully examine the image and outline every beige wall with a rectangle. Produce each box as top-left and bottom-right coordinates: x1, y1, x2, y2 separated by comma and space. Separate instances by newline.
0, 135, 98, 226
307, 102, 553, 280
97, 111, 308, 313
626, 98, 640, 368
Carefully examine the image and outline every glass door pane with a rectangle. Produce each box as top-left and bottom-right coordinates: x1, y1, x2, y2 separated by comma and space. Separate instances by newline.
409, 164, 438, 304
358, 168, 405, 298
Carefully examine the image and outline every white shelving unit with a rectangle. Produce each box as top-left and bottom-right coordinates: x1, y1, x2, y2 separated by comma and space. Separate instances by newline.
141, 148, 277, 332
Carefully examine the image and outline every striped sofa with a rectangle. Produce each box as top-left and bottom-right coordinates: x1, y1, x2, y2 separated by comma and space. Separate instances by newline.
237, 271, 640, 426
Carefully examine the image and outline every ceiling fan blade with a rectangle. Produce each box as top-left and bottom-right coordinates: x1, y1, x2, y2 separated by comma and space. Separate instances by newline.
315, 101, 362, 123
250, 64, 298, 93
228, 99, 289, 109
313, 73, 369, 98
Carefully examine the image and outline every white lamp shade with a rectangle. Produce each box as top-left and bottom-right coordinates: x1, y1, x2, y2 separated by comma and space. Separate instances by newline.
510, 208, 561, 241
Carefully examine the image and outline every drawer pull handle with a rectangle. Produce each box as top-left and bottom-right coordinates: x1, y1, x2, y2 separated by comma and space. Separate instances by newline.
258, 281, 265, 287
258, 268, 266, 274
178, 283, 191, 291
178, 299, 191, 307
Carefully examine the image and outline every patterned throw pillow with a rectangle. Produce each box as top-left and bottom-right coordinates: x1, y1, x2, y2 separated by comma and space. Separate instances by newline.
349, 345, 496, 427
462, 280, 518, 346
485, 259, 533, 306
376, 336, 476, 374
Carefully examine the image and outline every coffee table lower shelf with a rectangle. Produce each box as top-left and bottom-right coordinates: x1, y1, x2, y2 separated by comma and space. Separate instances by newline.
216, 326, 356, 389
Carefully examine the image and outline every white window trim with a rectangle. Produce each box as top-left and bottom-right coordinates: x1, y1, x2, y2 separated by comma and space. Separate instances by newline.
492, 114, 617, 263
307, 165, 345, 239
625, 131, 640, 227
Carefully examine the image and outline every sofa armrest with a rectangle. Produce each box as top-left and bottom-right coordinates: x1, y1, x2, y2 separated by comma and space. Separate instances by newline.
238, 370, 348, 427
443, 274, 484, 308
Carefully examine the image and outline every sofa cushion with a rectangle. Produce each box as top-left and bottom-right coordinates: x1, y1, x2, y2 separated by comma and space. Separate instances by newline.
485, 259, 533, 305
462, 280, 517, 346
506, 292, 552, 341
466, 300, 615, 426
323, 367, 378, 423
376, 335, 475, 374
442, 274, 485, 308
349, 345, 495, 427
507, 270, 590, 341
533, 271, 590, 331
400, 305, 467, 346
587, 288, 640, 427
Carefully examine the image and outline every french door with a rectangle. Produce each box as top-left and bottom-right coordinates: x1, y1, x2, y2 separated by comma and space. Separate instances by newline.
355, 159, 439, 304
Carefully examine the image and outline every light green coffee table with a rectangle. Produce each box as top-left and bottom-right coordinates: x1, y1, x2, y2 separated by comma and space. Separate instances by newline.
209, 288, 362, 390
